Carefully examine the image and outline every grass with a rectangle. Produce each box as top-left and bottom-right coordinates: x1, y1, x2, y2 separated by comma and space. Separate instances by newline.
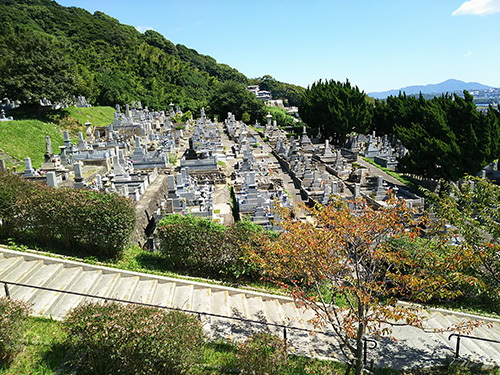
64, 106, 115, 130
0, 120, 65, 170
2, 317, 498, 375
0, 105, 115, 170
0, 317, 67, 375
362, 157, 418, 191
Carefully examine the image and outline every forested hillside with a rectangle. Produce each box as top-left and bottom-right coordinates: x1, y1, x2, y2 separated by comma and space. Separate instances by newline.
0, 0, 302, 114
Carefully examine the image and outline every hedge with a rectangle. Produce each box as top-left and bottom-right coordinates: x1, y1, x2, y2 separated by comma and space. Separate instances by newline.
0, 171, 135, 258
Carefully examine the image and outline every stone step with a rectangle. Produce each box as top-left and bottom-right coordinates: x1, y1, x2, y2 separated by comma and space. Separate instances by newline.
0, 255, 24, 278
33, 266, 84, 315
171, 284, 193, 310
81, 271, 121, 304
130, 278, 158, 304
440, 312, 499, 365
228, 292, 254, 343
9, 263, 63, 302
191, 287, 212, 336
109, 275, 140, 301
210, 290, 231, 341
46, 269, 103, 318
1, 258, 43, 284
150, 281, 176, 307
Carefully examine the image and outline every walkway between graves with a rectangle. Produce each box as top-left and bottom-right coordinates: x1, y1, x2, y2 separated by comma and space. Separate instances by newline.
1, 246, 499, 370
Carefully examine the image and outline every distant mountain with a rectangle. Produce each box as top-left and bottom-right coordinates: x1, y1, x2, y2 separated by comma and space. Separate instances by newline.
369, 79, 494, 99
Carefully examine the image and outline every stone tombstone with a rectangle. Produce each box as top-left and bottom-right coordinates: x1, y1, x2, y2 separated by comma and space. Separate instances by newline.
46, 171, 58, 187
96, 174, 102, 188
168, 174, 176, 191
0, 159, 6, 171
331, 181, 338, 194
74, 162, 83, 179
23, 157, 35, 177
354, 183, 361, 198
44, 136, 53, 162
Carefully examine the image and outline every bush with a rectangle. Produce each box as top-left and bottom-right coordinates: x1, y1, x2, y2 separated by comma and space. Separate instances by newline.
237, 332, 288, 375
157, 215, 267, 281
157, 214, 229, 276
0, 172, 135, 259
64, 302, 204, 375
0, 297, 31, 366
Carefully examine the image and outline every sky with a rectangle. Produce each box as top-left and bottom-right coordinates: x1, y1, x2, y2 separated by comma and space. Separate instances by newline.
56, 0, 500, 93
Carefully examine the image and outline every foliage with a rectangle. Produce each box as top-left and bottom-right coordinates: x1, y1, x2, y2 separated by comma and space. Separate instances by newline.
0, 172, 135, 258
299, 79, 372, 145
250, 197, 476, 375
424, 176, 500, 307
0, 0, 247, 110
208, 81, 266, 124
237, 332, 288, 375
0, 297, 31, 367
64, 302, 204, 375
372, 93, 500, 180
264, 105, 296, 127
250, 75, 306, 106
0, 31, 77, 104
157, 215, 266, 281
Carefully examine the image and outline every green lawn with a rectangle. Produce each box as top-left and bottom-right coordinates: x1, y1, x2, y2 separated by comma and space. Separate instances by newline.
0, 106, 114, 170
0, 120, 64, 170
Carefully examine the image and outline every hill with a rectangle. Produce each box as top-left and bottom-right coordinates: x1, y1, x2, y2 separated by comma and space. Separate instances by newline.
369, 79, 494, 99
0, 0, 247, 112
0, 0, 304, 115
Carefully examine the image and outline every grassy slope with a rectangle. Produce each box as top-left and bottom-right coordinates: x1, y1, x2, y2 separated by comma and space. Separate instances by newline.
0, 120, 64, 170
0, 106, 114, 170
64, 106, 115, 129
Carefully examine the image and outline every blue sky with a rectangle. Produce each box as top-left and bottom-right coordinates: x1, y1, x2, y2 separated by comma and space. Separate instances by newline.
56, 0, 500, 93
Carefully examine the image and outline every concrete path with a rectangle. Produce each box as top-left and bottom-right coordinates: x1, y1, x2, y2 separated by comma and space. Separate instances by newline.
1, 246, 499, 370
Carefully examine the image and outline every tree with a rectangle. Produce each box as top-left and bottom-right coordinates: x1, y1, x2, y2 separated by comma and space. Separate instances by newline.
299, 79, 372, 145
425, 176, 500, 305
372, 93, 500, 181
208, 81, 265, 123
0, 32, 77, 104
250, 197, 476, 375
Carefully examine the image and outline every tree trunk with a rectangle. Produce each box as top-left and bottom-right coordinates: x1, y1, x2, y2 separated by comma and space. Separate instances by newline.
355, 320, 365, 375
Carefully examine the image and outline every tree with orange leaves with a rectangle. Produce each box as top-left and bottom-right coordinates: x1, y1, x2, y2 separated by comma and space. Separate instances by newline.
250, 196, 477, 375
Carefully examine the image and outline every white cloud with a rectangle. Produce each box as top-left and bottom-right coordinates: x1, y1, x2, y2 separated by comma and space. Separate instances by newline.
463, 51, 473, 58
452, 0, 500, 15
135, 26, 155, 33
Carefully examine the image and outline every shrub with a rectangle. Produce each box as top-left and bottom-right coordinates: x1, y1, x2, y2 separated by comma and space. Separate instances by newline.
157, 214, 230, 276
0, 297, 31, 366
0, 171, 37, 238
0, 172, 135, 259
157, 215, 268, 281
64, 302, 204, 375
237, 332, 288, 375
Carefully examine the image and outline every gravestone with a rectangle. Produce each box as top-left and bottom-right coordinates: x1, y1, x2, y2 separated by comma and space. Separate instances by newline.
44, 136, 54, 163
23, 158, 36, 177
73, 162, 85, 189
46, 171, 58, 187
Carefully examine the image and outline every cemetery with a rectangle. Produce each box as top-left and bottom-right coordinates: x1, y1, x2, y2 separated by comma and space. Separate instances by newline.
1, 100, 500, 372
